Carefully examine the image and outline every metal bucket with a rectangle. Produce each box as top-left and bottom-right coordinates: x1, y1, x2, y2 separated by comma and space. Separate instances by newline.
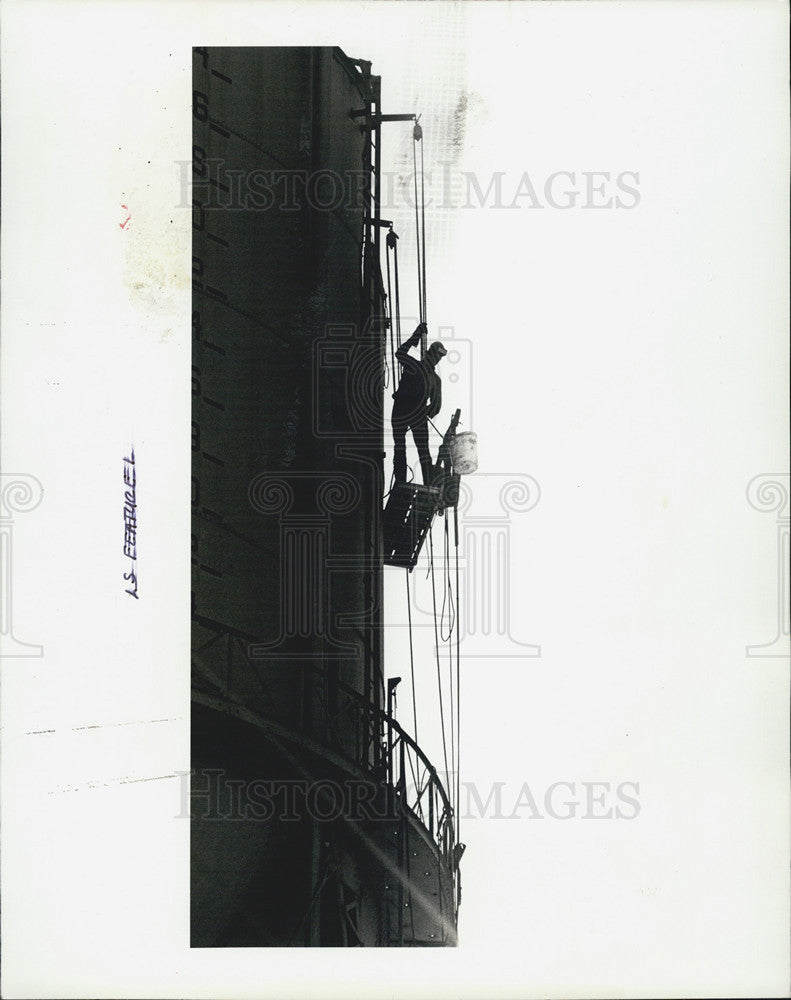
449, 432, 478, 475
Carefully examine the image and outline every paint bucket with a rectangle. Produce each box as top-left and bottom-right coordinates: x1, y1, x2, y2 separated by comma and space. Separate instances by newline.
449, 432, 478, 475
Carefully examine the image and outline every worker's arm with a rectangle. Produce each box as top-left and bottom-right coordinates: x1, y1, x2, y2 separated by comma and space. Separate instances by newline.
395, 323, 426, 363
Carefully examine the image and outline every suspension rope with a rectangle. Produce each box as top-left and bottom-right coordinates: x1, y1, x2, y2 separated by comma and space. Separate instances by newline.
420, 130, 427, 332
387, 229, 403, 396
392, 233, 402, 349
449, 628, 456, 825
385, 232, 396, 385
443, 517, 456, 816
428, 528, 450, 789
412, 128, 424, 334
454, 504, 461, 843
405, 570, 418, 745
382, 336, 390, 391
439, 514, 456, 642
374, 251, 391, 390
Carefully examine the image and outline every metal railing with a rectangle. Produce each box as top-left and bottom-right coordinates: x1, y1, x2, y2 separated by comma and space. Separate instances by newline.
309, 660, 456, 861
192, 619, 457, 873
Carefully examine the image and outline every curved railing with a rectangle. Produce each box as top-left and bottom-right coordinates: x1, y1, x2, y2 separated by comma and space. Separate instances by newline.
303, 660, 456, 865
192, 621, 457, 875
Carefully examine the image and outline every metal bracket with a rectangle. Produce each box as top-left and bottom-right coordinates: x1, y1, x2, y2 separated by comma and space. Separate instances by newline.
349, 110, 417, 129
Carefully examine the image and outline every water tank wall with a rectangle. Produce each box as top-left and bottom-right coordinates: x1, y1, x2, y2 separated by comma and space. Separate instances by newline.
192, 47, 385, 736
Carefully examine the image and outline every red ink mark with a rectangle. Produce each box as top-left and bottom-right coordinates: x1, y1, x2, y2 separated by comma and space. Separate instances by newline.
119, 205, 131, 230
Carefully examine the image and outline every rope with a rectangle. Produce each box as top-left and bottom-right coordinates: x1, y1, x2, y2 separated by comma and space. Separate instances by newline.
453, 507, 461, 843
454, 505, 461, 844
405, 571, 418, 745
373, 252, 390, 390
387, 230, 402, 394
443, 517, 456, 813
385, 233, 395, 386
412, 129, 424, 337
439, 514, 456, 641
420, 132, 427, 332
427, 415, 445, 439
383, 468, 396, 502
393, 233, 402, 349
428, 528, 450, 791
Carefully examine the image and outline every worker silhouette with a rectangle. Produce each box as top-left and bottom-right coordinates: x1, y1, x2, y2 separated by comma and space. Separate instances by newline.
392, 323, 447, 485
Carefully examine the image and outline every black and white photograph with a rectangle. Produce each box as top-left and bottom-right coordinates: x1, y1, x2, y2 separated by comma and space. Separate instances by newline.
1, 1, 789, 997
190, 46, 465, 947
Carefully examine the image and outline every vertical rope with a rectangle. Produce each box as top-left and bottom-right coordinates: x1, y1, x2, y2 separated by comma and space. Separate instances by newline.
412, 125, 425, 350
393, 236, 402, 349
444, 516, 456, 818
454, 506, 461, 846
428, 528, 450, 788
420, 134, 427, 331
385, 236, 395, 384
405, 570, 418, 744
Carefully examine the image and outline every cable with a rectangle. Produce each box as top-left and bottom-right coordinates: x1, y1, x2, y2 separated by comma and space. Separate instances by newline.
439, 514, 456, 642
383, 468, 396, 502
454, 504, 461, 846
412, 123, 424, 338
427, 415, 449, 439
393, 233, 402, 349
428, 527, 450, 791
385, 233, 396, 386
405, 571, 418, 745
420, 133, 427, 331
443, 516, 456, 816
